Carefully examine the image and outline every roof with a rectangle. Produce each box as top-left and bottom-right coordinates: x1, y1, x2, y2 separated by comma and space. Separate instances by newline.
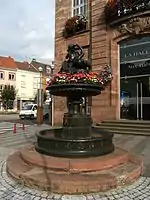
0, 56, 17, 68
30, 59, 52, 75
0, 56, 51, 74
15, 61, 39, 73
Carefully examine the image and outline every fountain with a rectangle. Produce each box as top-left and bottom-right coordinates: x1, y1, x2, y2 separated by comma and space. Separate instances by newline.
6, 44, 143, 195
35, 44, 114, 158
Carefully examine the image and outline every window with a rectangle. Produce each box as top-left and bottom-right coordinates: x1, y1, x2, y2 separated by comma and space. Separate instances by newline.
72, 0, 86, 16
0, 85, 3, 90
10, 85, 14, 90
0, 85, 3, 95
9, 73, 15, 80
21, 75, 26, 88
0, 71, 4, 79
46, 66, 51, 75
22, 105, 33, 110
33, 105, 37, 111
21, 81, 26, 88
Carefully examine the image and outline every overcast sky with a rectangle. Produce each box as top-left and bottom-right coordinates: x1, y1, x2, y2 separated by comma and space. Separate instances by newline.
0, 0, 55, 64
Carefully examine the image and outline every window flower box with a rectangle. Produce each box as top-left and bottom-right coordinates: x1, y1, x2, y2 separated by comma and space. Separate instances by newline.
105, 0, 150, 24
63, 15, 87, 38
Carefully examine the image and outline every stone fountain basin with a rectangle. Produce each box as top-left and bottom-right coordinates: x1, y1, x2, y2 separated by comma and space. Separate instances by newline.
46, 83, 103, 97
35, 126, 114, 158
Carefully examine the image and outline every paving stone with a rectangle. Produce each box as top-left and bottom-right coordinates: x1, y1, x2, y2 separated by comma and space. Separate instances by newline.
0, 163, 150, 200
33, 197, 41, 200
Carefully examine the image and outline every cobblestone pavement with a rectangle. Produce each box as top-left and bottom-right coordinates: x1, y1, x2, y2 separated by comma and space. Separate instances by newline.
0, 123, 150, 199
0, 160, 150, 199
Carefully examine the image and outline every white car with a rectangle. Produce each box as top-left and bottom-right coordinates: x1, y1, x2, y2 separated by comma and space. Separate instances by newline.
19, 104, 37, 120
19, 104, 50, 120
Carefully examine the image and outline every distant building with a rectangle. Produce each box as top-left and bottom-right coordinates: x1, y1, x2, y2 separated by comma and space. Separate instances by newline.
0, 55, 52, 111
30, 59, 53, 92
15, 61, 40, 110
30, 59, 54, 103
0, 56, 17, 111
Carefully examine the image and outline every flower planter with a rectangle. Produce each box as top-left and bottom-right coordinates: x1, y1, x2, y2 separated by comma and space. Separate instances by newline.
105, 0, 150, 24
63, 14, 87, 38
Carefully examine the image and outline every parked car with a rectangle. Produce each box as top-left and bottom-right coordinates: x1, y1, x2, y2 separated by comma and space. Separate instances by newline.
19, 104, 50, 120
19, 104, 37, 119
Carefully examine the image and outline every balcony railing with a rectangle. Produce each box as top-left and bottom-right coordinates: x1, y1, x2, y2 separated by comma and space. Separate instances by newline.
105, 0, 150, 25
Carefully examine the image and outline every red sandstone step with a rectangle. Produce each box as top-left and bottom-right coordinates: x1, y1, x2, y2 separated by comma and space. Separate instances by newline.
6, 146, 143, 194
20, 146, 130, 172
6, 151, 32, 180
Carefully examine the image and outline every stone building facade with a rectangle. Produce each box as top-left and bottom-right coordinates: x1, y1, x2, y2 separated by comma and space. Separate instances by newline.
54, 0, 150, 124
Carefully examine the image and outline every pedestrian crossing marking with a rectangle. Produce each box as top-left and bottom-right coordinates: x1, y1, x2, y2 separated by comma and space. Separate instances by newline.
0, 122, 50, 149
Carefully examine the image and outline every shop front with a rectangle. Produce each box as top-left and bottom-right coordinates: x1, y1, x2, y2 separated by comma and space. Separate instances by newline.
120, 36, 150, 120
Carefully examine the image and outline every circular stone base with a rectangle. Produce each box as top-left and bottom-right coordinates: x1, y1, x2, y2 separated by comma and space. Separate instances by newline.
6, 145, 143, 194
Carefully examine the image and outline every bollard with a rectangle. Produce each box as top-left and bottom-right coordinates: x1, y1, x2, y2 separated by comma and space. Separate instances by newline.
13, 123, 16, 134
22, 123, 25, 130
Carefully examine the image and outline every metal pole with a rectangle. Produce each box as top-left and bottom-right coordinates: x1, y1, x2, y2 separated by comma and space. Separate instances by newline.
51, 68, 54, 126
136, 82, 139, 120
88, 0, 92, 116
37, 69, 43, 125
108, 39, 112, 106
140, 82, 143, 120
40, 71, 42, 90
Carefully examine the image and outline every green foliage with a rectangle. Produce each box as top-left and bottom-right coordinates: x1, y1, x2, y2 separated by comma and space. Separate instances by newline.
1, 85, 16, 110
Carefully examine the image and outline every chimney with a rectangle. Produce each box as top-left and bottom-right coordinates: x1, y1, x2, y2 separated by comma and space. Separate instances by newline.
8, 56, 13, 60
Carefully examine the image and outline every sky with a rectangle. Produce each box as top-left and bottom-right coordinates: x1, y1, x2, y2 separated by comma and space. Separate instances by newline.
0, 0, 55, 64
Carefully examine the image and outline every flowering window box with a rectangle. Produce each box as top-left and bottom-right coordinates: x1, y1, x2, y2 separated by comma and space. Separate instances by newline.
63, 15, 88, 38
105, 0, 150, 25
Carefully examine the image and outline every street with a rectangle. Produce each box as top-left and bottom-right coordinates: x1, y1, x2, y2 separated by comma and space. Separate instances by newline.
0, 113, 50, 125
0, 114, 19, 121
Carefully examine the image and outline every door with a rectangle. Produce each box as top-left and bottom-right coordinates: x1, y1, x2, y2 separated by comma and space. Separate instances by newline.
120, 76, 150, 120
139, 77, 150, 120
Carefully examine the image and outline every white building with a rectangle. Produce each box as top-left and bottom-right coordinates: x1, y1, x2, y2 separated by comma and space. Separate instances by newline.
15, 61, 40, 109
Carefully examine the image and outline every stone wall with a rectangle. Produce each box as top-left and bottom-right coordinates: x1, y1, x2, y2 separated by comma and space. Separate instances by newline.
54, 0, 118, 125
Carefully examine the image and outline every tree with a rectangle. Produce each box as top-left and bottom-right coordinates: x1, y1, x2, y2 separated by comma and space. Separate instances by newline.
34, 90, 47, 103
1, 85, 16, 110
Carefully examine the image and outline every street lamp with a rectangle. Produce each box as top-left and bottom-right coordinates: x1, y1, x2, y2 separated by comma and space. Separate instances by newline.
37, 66, 43, 125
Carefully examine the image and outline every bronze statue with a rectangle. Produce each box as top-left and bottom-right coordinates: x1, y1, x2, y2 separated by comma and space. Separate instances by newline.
59, 44, 91, 73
